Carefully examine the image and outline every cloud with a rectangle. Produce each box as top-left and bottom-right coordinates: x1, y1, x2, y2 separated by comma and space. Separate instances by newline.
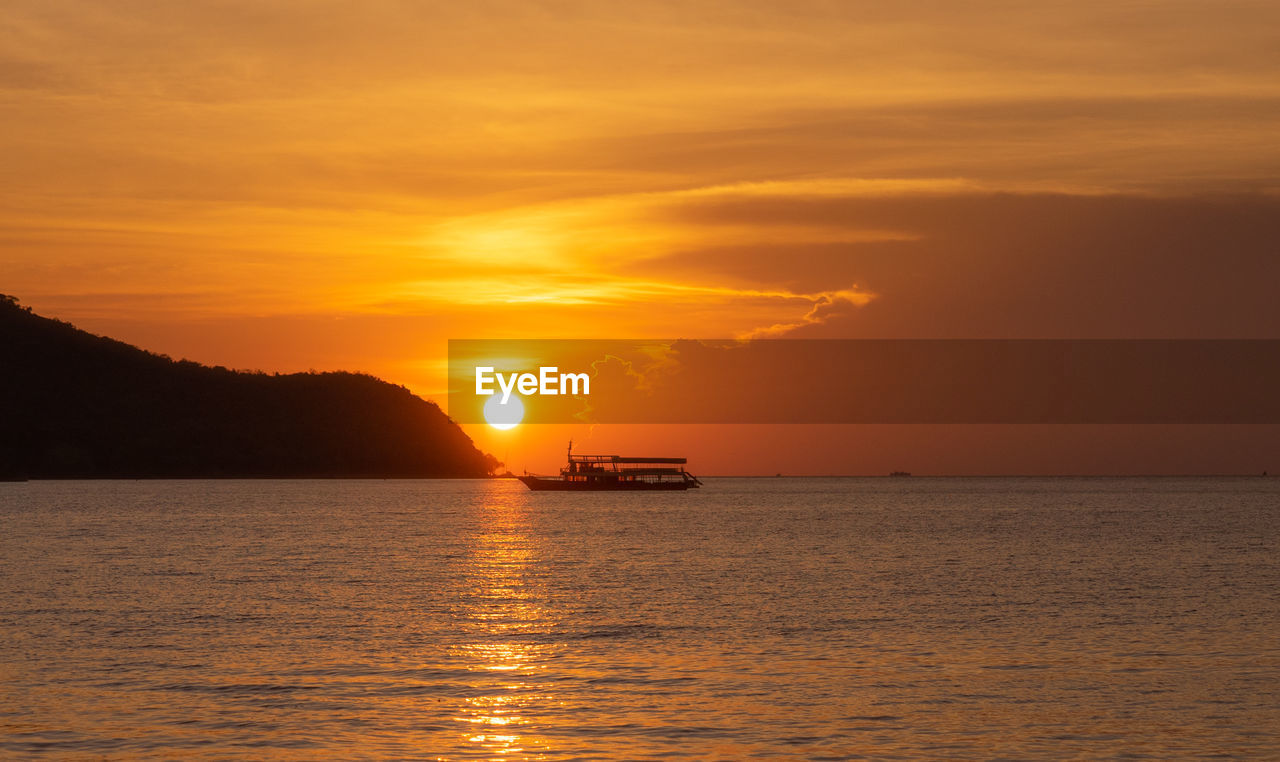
647, 191, 1280, 338
741, 288, 874, 338
5, 0, 1280, 345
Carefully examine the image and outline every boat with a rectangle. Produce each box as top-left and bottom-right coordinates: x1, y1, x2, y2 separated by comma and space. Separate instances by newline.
517, 441, 702, 491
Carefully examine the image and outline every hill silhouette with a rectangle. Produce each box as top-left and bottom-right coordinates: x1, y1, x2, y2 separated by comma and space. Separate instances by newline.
0, 295, 499, 479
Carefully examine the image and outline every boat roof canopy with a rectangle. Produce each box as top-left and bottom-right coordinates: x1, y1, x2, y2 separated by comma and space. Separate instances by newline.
570, 454, 687, 464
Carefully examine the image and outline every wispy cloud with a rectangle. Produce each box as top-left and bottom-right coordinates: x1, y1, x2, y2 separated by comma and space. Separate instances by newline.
4, 0, 1279, 370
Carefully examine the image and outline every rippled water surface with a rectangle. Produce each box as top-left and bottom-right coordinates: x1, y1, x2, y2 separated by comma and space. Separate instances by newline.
2, 477, 1278, 758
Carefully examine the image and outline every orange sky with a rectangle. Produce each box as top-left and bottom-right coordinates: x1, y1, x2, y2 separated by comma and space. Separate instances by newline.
4, 1, 1279, 473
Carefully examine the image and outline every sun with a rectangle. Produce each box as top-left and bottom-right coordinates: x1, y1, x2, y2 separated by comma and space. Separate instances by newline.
483, 394, 524, 430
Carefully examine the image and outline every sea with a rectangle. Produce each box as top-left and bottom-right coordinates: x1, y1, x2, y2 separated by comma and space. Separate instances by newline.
1, 477, 1277, 759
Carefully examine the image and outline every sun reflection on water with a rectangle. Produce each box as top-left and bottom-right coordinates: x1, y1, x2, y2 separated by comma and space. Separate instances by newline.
449, 489, 556, 758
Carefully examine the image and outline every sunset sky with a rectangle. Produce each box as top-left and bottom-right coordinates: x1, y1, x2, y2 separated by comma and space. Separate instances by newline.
4, 1, 1279, 473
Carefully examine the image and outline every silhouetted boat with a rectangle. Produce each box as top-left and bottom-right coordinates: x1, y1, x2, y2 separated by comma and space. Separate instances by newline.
888, 471, 912, 477
518, 442, 701, 491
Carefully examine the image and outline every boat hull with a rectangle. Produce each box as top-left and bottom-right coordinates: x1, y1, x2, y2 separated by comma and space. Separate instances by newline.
518, 475, 695, 491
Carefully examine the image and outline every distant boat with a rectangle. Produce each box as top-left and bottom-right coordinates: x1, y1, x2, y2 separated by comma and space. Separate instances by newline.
888, 471, 912, 477
518, 441, 702, 491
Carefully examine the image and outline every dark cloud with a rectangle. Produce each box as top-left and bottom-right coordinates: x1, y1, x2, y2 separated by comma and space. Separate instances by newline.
588, 96, 1280, 189
644, 192, 1280, 337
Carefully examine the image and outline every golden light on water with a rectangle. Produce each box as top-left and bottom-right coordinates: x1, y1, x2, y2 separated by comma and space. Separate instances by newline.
449, 490, 553, 757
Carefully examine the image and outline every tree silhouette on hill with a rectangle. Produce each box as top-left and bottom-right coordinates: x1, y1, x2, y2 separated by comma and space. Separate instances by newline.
0, 295, 499, 479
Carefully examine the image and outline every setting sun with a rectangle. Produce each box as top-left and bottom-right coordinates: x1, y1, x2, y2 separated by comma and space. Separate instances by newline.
484, 394, 524, 431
